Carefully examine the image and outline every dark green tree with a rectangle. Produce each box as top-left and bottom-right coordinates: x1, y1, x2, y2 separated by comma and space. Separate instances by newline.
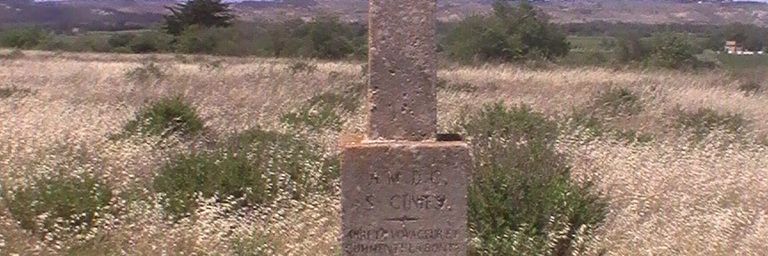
648, 33, 698, 69
295, 16, 363, 59
444, 0, 569, 62
163, 0, 235, 36
614, 31, 648, 63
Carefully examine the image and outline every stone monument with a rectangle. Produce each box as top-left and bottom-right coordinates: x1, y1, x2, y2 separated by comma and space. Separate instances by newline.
340, 0, 471, 255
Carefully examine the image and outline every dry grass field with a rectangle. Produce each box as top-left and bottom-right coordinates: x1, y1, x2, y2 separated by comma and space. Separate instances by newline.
1, 50, 767, 255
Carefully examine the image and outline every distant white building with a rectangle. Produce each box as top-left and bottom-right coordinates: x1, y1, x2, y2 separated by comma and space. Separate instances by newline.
724, 41, 766, 55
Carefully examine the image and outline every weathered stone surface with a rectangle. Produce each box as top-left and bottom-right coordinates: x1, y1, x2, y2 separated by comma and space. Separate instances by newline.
341, 141, 470, 256
368, 0, 438, 141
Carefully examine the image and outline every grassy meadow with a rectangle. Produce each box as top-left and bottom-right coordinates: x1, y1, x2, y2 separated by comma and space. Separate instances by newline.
1, 50, 768, 255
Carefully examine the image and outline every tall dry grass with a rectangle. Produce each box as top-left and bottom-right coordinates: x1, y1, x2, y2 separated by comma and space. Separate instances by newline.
1, 50, 767, 255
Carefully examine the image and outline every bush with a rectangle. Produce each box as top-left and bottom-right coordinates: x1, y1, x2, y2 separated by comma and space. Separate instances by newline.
292, 16, 365, 59
153, 128, 338, 217
647, 33, 700, 69
614, 32, 649, 64
107, 33, 135, 49
129, 31, 173, 53
462, 103, 606, 255
176, 25, 225, 54
0, 27, 51, 49
443, 1, 569, 62
121, 96, 204, 138
5, 174, 112, 234
676, 107, 747, 138
567, 108, 606, 138
67, 34, 112, 52
593, 87, 643, 116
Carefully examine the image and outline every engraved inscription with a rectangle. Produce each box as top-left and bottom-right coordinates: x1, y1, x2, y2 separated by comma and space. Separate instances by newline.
359, 169, 452, 212
344, 228, 463, 254
367, 170, 447, 186
341, 143, 471, 256
388, 193, 447, 210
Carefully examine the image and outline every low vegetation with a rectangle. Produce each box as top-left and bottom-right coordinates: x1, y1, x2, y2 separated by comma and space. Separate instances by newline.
1, 52, 767, 255
154, 128, 338, 218
2, 0, 766, 70
281, 89, 362, 131
5, 173, 112, 235
1, 0, 767, 255
120, 96, 204, 138
125, 61, 167, 83
591, 87, 643, 117
464, 103, 605, 255
676, 107, 748, 138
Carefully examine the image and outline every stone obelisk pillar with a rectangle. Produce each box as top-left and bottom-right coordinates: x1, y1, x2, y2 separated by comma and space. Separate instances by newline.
340, 1, 471, 255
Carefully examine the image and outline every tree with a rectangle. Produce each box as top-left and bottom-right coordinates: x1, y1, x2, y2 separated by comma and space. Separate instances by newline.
648, 33, 698, 69
294, 16, 362, 59
163, 0, 235, 36
614, 31, 648, 63
443, 0, 569, 62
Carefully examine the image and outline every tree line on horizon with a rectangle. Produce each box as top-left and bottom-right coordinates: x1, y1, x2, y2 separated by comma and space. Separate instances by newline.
0, 0, 766, 69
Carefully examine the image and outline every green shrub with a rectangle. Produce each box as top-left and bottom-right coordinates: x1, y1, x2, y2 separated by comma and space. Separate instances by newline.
176, 25, 223, 54
153, 128, 338, 217
281, 87, 362, 131
125, 61, 166, 83
593, 87, 643, 116
5, 174, 112, 234
0, 27, 51, 49
676, 107, 747, 138
121, 96, 204, 138
462, 103, 606, 255
67, 34, 113, 52
107, 33, 135, 49
129, 31, 173, 53
613, 32, 649, 64
292, 16, 364, 59
567, 109, 606, 138
647, 33, 700, 69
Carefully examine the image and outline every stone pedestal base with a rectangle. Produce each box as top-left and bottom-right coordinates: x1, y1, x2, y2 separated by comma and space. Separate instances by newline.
341, 141, 470, 256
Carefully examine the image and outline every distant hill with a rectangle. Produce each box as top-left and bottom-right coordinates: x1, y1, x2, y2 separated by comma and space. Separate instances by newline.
0, 0, 163, 31
166, 0, 768, 26
309, 0, 768, 26
1, 0, 767, 31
